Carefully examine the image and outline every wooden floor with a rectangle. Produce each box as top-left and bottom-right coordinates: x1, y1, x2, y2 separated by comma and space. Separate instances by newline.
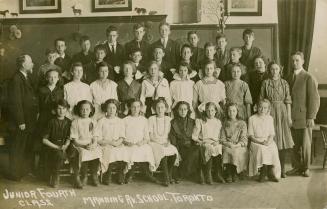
0, 138, 326, 209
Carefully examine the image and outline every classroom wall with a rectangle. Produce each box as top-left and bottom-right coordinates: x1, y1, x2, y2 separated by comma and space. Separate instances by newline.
0, 0, 277, 24
309, 0, 327, 95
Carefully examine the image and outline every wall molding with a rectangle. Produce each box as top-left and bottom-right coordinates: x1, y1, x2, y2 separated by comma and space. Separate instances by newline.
0, 15, 167, 25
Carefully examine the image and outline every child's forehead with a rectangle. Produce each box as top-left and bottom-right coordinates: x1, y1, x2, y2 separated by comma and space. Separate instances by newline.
96, 49, 106, 53
154, 48, 164, 52
56, 40, 66, 45
206, 46, 216, 50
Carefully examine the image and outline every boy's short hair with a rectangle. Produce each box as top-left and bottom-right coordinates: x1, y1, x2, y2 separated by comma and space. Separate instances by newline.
79, 35, 90, 44
106, 25, 118, 35
133, 23, 145, 31
152, 45, 165, 52
187, 31, 197, 39
53, 99, 70, 110
204, 42, 216, 50
242, 28, 255, 38
45, 48, 57, 55
230, 47, 242, 55
54, 37, 66, 46
94, 44, 107, 53
130, 47, 142, 55
181, 44, 192, 53
291, 51, 304, 60
159, 22, 170, 30
216, 33, 227, 42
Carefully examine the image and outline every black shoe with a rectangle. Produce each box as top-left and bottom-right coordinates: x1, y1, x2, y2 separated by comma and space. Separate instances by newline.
74, 176, 83, 189
52, 174, 60, 188
286, 168, 301, 176
102, 172, 111, 185
162, 181, 169, 187
91, 174, 99, 187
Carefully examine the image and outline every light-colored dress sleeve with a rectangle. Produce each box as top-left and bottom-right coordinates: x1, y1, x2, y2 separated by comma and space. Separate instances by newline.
143, 117, 150, 142
70, 119, 79, 140
118, 119, 126, 139
267, 116, 275, 136
94, 119, 103, 140
248, 116, 254, 137
238, 121, 248, 147
192, 119, 202, 141
283, 80, 292, 104
244, 83, 253, 105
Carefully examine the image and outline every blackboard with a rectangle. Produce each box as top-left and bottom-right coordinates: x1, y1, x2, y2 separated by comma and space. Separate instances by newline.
0, 16, 277, 80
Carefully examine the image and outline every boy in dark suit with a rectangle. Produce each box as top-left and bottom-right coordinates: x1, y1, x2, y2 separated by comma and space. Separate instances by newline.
151, 45, 173, 82
103, 25, 125, 82
215, 33, 230, 70
151, 22, 180, 68
187, 31, 204, 68
286, 51, 320, 177
125, 23, 150, 65
7, 54, 39, 181
54, 38, 72, 83
72, 35, 95, 66
84, 45, 113, 84
240, 29, 263, 71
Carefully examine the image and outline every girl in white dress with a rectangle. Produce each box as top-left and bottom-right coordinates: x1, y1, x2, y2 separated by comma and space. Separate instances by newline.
192, 102, 224, 184
64, 62, 92, 119
148, 98, 180, 186
123, 99, 158, 184
248, 99, 281, 182
90, 62, 118, 120
96, 99, 128, 185
140, 61, 172, 118
193, 60, 226, 119
170, 63, 195, 118
69, 100, 101, 189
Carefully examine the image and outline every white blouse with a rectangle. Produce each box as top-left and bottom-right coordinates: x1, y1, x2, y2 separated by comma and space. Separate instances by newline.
95, 117, 125, 142
248, 114, 275, 142
148, 116, 171, 144
192, 118, 222, 142
90, 79, 118, 106
123, 116, 150, 144
170, 78, 194, 108
64, 81, 92, 111
140, 78, 172, 108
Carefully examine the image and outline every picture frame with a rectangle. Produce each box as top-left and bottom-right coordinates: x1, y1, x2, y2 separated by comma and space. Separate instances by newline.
92, 0, 132, 12
19, 0, 61, 14
224, 0, 262, 16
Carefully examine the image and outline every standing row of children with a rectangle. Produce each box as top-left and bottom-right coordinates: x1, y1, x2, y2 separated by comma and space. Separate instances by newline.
37, 22, 294, 189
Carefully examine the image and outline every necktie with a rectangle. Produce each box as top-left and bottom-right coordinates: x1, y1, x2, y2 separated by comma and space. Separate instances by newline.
137, 41, 140, 48
111, 44, 115, 54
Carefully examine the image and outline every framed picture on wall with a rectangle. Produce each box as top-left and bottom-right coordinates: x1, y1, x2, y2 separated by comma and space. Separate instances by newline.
224, 0, 262, 16
19, 0, 61, 14
92, 0, 132, 12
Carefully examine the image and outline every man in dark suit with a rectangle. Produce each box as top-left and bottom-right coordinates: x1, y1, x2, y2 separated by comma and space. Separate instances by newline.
125, 23, 151, 65
286, 51, 320, 177
7, 54, 39, 181
151, 22, 180, 68
103, 25, 125, 82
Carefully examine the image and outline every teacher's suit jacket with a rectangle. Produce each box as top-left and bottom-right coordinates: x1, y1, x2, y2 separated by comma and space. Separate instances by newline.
8, 71, 38, 132
288, 70, 320, 129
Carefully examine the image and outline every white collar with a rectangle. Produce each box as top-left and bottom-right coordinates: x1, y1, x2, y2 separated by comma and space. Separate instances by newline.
20, 70, 28, 78
294, 68, 304, 75
59, 53, 65, 58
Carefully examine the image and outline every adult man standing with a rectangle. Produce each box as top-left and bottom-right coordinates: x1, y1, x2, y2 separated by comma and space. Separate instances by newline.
287, 51, 320, 177
7, 54, 38, 181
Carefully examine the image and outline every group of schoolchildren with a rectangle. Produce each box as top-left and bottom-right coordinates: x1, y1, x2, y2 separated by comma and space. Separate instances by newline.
34, 22, 297, 189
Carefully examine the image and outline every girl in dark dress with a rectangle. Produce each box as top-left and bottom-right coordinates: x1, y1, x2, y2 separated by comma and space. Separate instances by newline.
169, 101, 200, 182
42, 99, 71, 188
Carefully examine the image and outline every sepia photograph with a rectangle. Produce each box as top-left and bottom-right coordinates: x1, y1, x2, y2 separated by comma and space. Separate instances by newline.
0, 0, 326, 209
